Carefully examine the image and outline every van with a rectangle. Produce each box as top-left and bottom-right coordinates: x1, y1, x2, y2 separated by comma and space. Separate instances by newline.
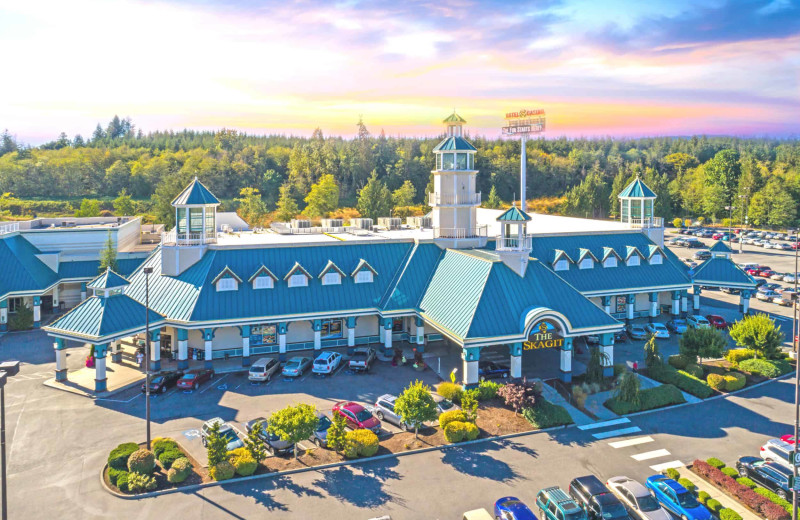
537, 487, 588, 520
248, 357, 280, 382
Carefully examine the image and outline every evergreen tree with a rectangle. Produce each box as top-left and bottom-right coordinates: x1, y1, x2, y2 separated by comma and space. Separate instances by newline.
236, 187, 267, 225
0, 130, 17, 155
644, 336, 661, 368
75, 199, 101, 217
91, 124, 106, 142
275, 182, 300, 222
243, 419, 268, 463
112, 188, 135, 216
99, 231, 118, 273
391, 180, 416, 208
357, 172, 392, 220
72, 134, 85, 147
205, 420, 229, 467
326, 412, 347, 453
484, 185, 502, 209
304, 174, 339, 218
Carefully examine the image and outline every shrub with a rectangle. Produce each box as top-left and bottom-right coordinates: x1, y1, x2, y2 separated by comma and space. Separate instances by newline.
726, 349, 757, 366
605, 384, 685, 414
736, 477, 756, 489
724, 372, 747, 391
697, 491, 711, 504
477, 380, 502, 401
463, 421, 480, 440
762, 502, 791, 520
116, 472, 130, 493
228, 448, 257, 476
344, 429, 379, 457
444, 421, 468, 443
497, 383, 535, 414
166, 457, 192, 484
152, 438, 179, 458
439, 410, 468, 430
172, 457, 192, 474
739, 359, 791, 378
707, 457, 726, 469
437, 382, 464, 403
108, 442, 139, 470
522, 400, 574, 429
209, 460, 235, 481
707, 373, 726, 390
706, 499, 723, 513
167, 467, 187, 484
668, 354, 691, 370
126, 472, 157, 493
613, 363, 627, 378
158, 448, 184, 469
649, 365, 713, 398
720, 509, 743, 520
665, 467, 681, 480
684, 364, 704, 378
127, 449, 155, 474
678, 478, 696, 493
754, 488, 792, 512
108, 467, 128, 486
721, 467, 738, 477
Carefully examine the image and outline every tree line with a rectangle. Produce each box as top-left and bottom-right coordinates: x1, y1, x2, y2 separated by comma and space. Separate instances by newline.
1, 117, 798, 228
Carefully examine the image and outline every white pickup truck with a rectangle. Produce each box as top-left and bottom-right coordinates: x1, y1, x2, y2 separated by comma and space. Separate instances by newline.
348, 347, 376, 372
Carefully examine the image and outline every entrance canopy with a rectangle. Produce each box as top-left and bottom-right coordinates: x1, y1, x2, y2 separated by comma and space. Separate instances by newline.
691, 257, 757, 290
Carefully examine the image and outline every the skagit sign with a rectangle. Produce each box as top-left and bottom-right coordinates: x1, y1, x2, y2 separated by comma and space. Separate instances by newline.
523, 321, 564, 350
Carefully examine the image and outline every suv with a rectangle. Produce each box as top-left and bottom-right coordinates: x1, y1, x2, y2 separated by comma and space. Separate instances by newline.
312, 351, 342, 375
686, 315, 711, 329
348, 347, 376, 372
374, 394, 413, 431
201, 417, 244, 451
244, 417, 293, 455
606, 476, 670, 520
736, 456, 792, 500
248, 357, 281, 382
569, 475, 630, 520
536, 487, 587, 520
760, 439, 794, 471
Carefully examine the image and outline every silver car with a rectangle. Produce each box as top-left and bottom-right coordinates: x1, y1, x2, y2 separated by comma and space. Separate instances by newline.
309, 412, 332, 448
432, 393, 460, 415
374, 394, 412, 431
607, 476, 671, 520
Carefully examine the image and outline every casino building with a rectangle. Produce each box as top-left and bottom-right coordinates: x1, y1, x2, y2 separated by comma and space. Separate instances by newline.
40, 113, 757, 391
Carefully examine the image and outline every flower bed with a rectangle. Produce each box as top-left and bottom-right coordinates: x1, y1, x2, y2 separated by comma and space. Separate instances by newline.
648, 365, 714, 398
104, 438, 206, 495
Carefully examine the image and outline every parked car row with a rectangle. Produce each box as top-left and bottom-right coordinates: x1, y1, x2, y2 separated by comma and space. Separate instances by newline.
247, 349, 379, 383
728, 437, 800, 501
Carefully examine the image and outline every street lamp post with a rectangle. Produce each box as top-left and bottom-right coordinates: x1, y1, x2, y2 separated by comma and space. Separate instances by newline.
0, 360, 20, 520
725, 205, 735, 248
792, 230, 799, 520
143, 266, 154, 451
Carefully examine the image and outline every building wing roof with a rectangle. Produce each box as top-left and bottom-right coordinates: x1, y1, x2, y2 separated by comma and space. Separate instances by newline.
709, 241, 732, 253
619, 177, 656, 198
432, 136, 477, 152
171, 177, 220, 206
692, 257, 757, 288
0, 234, 58, 298
497, 206, 532, 222
45, 294, 164, 341
87, 269, 130, 289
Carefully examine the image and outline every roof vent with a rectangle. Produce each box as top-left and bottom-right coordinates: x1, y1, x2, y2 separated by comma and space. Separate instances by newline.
406, 216, 431, 229
290, 219, 311, 229
377, 217, 402, 230
321, 218, 343, 228
350, 218, 373, 230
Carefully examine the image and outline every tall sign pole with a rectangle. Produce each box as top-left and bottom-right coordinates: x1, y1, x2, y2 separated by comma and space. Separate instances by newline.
502, 108, 546, 213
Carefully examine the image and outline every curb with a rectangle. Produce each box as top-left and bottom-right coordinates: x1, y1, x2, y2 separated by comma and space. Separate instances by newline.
101, 420, 578, 500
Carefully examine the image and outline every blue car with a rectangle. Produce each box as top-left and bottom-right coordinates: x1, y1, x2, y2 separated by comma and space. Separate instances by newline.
495, 496, 538, 520
666, 319, 688, 334
645, 476, 711, 520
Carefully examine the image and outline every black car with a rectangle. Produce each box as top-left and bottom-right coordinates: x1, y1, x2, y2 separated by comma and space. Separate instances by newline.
478, 360, 510, 381
736, 457, 792, 500
141, 370, 183, 394
754, 279, 767, 288
569, 475, 631, 520
245, 417, 294, 455
613, 330, 628, 343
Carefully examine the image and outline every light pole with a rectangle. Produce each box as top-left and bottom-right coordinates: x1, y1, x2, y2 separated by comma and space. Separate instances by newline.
725, 205, 735, 248
143, 266, 154, 451
792, 229, 799, 520
0, 360, 20, 520
738, 194, 748, 254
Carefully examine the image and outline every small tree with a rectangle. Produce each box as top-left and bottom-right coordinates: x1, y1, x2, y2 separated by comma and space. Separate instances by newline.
729, 314, 783, 360
8, 303, 33, 331
74, 198, 101, 217
275, 182, 299, 222
484, 185, 502, 209
497, 383, 531, 416
679, 327, 727, 363
242, 419, 268, 463
326, 412, 348, 453
585, 347, 609, 385
672, 217, 683, 228
615, 370, 641, 406
391, 180, 416, 208
99, 230, 118, 273
304, 174, 340, 218
461, 389, 479, 423
205, 421, 228, 468
394, 380, 439, 439
267, 404, 319, 459
644, 336, 662, 368
236, 187, 267, 225
113, 188, 135, 216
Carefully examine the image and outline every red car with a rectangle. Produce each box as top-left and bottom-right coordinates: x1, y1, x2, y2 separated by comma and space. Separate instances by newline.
332, 401, 381, 434
746, 268, 760, 275
706, 315, 727, 329
758, 270, 776, 278
780, 435, 796, 444
176, 369, 215, 391
712, 233, 724, 240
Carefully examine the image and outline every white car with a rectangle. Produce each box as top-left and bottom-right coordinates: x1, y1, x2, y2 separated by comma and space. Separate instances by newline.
687, 315, 711, 329
760, 439, 794, 471
757, 290, 779, 302
311, 351, 343, 374
644, 322, 669, 339
607, 476, 672, 520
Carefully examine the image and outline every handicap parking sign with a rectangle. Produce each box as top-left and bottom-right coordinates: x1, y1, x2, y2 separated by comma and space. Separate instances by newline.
183, 429, 200, 439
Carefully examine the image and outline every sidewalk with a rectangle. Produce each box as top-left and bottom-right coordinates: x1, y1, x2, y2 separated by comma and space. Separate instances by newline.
637, 372, 701, 403
681, 470, 761, 520
538, 379, 594, 426
583, 390, 620, 421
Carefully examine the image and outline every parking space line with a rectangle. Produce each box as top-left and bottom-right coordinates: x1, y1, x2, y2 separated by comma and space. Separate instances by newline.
199, 374, 228, 394
97, 393, 143, 403
609, 436, 654, 448
578, 418, 630, 431
650, 460, 685, 472
631, 449, 671, 461
591, 426, 641, 440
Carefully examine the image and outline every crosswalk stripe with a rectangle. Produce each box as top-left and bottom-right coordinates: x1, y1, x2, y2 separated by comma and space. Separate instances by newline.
591, 426, 641, 440
579, 418, 631, 431
631, 449, 671, 461
609, 436, 654, 448
650, 460, 685, 472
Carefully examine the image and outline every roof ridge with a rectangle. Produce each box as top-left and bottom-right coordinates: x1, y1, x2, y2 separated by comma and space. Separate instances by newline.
379, 243, 418, 309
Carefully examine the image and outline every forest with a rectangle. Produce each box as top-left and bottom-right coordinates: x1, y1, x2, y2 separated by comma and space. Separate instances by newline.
0, 116, 798, 229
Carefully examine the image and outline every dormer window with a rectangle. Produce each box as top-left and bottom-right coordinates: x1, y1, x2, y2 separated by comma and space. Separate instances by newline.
650, 254, 662, 265
352, 259, 378, 284
554, 259, 569, 271
579, 258, 594, 270
254, 276, 273, 289
288, 274, 308, 287
323, 272, 341, 285
212, 266, 242, 292
604, 256, 617, 268
627, 255, 640, 266
355, 270, 374, 283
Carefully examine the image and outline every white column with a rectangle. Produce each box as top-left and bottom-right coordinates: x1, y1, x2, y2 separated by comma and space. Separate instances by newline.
650, 299, 658, 318
560, 348, 572, 373
462, 348, 480, 387
510, 355, 522, 378
681, 294, 688, 313
178, 339, 188, 366
741, 293, 750, 314
603, 344, 614, 366
279, 334, 287, 357
95, 355, 107, 390
314, 329, 321, 350
52, 285, 60, 307
383, 327, 392, 351
626, 300, 634, 320
204, 339, 212, 360
604, 303, 611, 314
347, 326, 355, 347
671, 294, 680, 316
0, 307, 7, 328
151, 338, 160, 371
33, 302, 41, 324
242, 336, 250, 359
415, 322, 424, 345
55, 344, 67, 380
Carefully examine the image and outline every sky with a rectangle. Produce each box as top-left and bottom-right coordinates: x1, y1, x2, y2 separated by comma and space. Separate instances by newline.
1, 0, 799, 144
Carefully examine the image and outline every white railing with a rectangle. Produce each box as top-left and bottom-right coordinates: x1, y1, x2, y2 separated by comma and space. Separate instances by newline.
161, 230, 216, 245
495, 235, 532, 251
629, 217, 664, 229
428, 192, 481, 206
0, 222, 19, 235
433, 225, 488, 239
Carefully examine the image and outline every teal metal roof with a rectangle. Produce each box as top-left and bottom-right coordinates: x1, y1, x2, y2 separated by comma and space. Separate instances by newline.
527, 233, 690, 294
602, 247, 620, 260
419, 250, 620, 341
432, 136, 477, 152
45, 294, 164, 341
646, 244, 662, 258
87, 269, 130, 289
319, 260, 345, 278
619, 177, 656, 198
709, 241, 732, 253
443, 112, 466, 123
171, 178, 220, 206
248, 265, 277, 282
0, 234, 58, 298
381, 243, 443, 311
211, 266, 242, 284
497, 206, 531, 222
58, 257, 145, 280
625, 245, 642, 259
692, 257, 756, 288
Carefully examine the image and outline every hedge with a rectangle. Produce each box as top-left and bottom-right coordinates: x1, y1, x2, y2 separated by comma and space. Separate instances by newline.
127, 449, 155, 474
722, 468, 739, 477
476, 380, 503, 401
209, 461, 235, 481
522, 399, 573, 429
444, 421, 468, 443
678, 478, 696, 493
108, 467, 128, 486
604, 384, 685, 414
439, 410, 468, 430
344, 429, 379, 458
698, 491, 711, 505
117, 472, 130, 493
720, 509, 743, 520
152, 438, 179, 458
693, 459, 786, 519
754, 487, 792, 513
666, 468, 681, 480
724, 372, 747, 391
437, 382, 463, 404
127, 472, 157, 493
108, 442, 139, 470
706, 499, 723, 514
726, 349, 756, 366
649, 365, 714, 398
739, 359, 792, 378
707, 457, 726, 469
228, 447, 257, 476
167, 457, 192, 484
684, 364, 704, 378
668, 355, 692, 370
736, 477, 756, 489
707, 373, 726, 391
158, 448, 184, 469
